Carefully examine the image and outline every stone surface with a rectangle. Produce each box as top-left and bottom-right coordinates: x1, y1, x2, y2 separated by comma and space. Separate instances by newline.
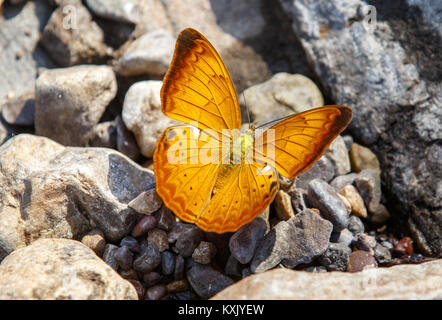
251, 209, 333, 272
1, 92, 35, 126
317, 242, 351, 271
120, 236, 140, 253
144, 284, 167, 300
295, 156, 335, 190
103, 244, 119, 270
116, 29, 175, 77
212, 260, 442, 299
241, 73, 324, 126
173, 224, 204, 258
325, 135, 351, 176
115, 115, 140, 161
228, 216, 268, 264
114, 246, 133, 271
132, 215, 157, 237
274, 190, 295, 220
330, 228, 353, 247
0, 239, 137, 299
40, 1, 111, 66
186, 259, 234, 299
288, 188, 308, 214
35, 65, 117, 146
354, 233, 377, 252
161, 251, 175, 275
339, 185, 367, 218
88, 120, 117, 149
122, 80, 180, 158
350, 143, 381, 174
277, 0, 441, 255
347, 215, 365, 235
373, 243, 392, 265
147, 228, 169, 252
0, 134, 154, 260
80, 228, 106, 257
191, 241, 217, 265
154, 206, 175, 231
128, 189, 162, 215
133, 243, 161, 273
347, 250, 377, 273
330, 173, 358, 192
84, 0, 140, 24
307, 179, 349, 231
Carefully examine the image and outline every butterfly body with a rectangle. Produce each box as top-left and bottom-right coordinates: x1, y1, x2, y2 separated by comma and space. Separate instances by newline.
154, 28, 352, 233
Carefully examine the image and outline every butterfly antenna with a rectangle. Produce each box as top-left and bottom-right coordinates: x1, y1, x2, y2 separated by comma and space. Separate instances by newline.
256, 113, 295, 130
242, 91, 251, 128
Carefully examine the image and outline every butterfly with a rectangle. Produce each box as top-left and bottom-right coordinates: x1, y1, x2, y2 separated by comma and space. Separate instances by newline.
153, 28, 352, 233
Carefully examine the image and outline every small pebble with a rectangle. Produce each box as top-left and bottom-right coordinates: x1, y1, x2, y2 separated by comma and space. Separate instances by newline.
373, 243, 392, 265
317, 242, 351, 271
81, 228, 106, 257
348, 215, 365, 235
225, 255, 242, 277
166, 279, 189, 293
128, 189, 162, 215
229, 217, 267, 264
154, 206, 175, 231
308, 179, 349, 231
120, 236, 140, 253
325, 135, 351, 175
347, 250, 377, 272
161, 251, 176, 275
119, 268, 139, 281
133, 243, 161, 273
330, 173, 358, 192
175, 225, 204, 258
143, 272, 161, 287
174, 255, 185, 280
330, 229, 353, 246
132, 215, 157, 237
274, 190, 295, 220
128, 280, 145, 299
148, 228, 169, 252
103, 244, 119, 270
353, 233, 377, 252
350, 143, 381, 174
191, 241, 217, 265
393, 237, 414, 257
145, 284, 167, 300
339, 185, 367, 218
114, 246, 133, 271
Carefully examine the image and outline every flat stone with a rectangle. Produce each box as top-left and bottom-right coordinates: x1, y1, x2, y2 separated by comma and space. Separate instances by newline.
212, 260, 442, 299
0, 239, 137, 299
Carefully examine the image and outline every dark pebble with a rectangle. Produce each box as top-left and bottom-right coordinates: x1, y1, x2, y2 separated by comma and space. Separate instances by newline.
120, 236, 140, 253
373, 243, 392, 265
317, 242, 351, 271
128, 279, 145, 299
166, 279, 189, 293
143, 271, 161, 287
304, 266, 328, 273
132, 215, 157, 237
145, 284, 167, 300
353, 233, 377, 251
154, 206, 176, 231
119, 268, 139, 281
296, 156, 335, 189
115, 115, 140, 161
241, 267, 252, 278
229, 217, 267, 264
330, 229, 353, 246
225, 255, 241, 278
114, 246, 133, 271
347, 250, 377, 272
103, 244, 119, 270
307, 179, 349, 231
191, 241, 217, 264
161, 251, 176, 275
174, 224, 204, 258
148, 228, 169, 252
174, 255, 185, 280
348, 215, 365, 235
133, 243, 161, 273
170, 290, 199, 300
288, 187, 308, 214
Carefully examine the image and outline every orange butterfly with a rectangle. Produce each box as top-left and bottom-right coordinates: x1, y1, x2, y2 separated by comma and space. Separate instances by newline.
153, 28, 352, 233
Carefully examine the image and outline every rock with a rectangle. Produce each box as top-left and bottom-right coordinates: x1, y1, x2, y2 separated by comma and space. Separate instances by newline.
317, 242, 351, 271
128, 189, 162, 215
120, 236, 140, 253
0, 0, 52, 107
240, 73, 324, 126
288, 187, 308, 214
115, 116, 140, 161
114, 246, 134, 271
80, 228, 106, 257
166, 279, 189, 293
143, 272, 161, 287
40, 1, 111, 66
84, 0, 140, 24
307, 179, 349, 231
342, 135, 354, 151
174, 224, 204, 258
122, 80, 180, 158
161, 251, 175, 275
0, 135, 155, 260
132, 215, 157, 237
277, 0, 441, 255
133, 243, 161, 274
347, 250, 377, 273
369, 204, 391, 225
274, 190, 295, 220
325, 135, 351, 176
295, 156, 335, 190
144, 284, 167, 300
339, 185, 367, 218
88, 121, 117, 148
103, 244, 119, 270
347, 215, 365, 235
353, 233, 377, 252
350, 143, 381, 174
35, 65, 117, 146
330, 173, 358, 192
353, 170, 381, 213
228, 216, 267, 264
1, 92, 35, 126
186, 259, 234, 299
212, 260, 442, 299
154, 206, 176, 231
116, 29, 175, 77
251, 209, 333, 272
330, 229, 353, 247
147, 228, 169, 252
374, 243, 392, 265
225, 255, 242, 278
191, 241, 217, 265
393, 237, 414, 257
0, 239, 137, 299
174, 255, 185, 280
128, 279, 144, 299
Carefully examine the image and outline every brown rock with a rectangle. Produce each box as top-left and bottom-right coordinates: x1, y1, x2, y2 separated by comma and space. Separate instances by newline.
274, 190, 295, 220
339, 185, 367, 218
80, 228, 106, 257
147, 228, 169, 252
350, 143, 381, 174
347, 250, 377, 273
166, 279, 189, 293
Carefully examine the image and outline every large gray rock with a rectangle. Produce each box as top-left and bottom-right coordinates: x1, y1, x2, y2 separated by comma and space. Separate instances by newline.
0, 238, 138, 300
212, 260, 442, 300
35, 65, 117, 147
0, 134, 155, 261
278, 0, 441, 255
